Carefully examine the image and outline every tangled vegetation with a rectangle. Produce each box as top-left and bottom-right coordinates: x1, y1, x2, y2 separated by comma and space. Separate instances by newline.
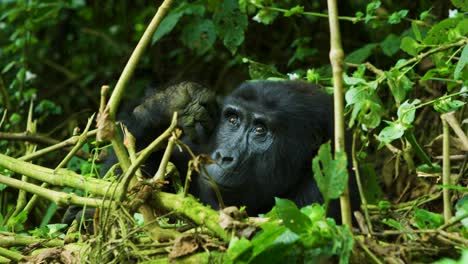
0, 0, 467, 263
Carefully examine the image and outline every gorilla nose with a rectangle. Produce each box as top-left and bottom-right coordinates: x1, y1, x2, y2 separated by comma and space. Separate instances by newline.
214, 150, 235, 167
222, 156, 234, 163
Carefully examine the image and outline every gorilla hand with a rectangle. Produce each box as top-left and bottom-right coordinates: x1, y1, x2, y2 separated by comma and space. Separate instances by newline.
132, 82, 217, 142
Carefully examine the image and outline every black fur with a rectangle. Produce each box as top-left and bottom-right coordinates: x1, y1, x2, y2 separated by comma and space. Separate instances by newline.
110, 80, 358, 219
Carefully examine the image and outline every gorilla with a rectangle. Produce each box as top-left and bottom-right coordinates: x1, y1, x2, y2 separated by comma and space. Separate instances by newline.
115, 80, 359, 219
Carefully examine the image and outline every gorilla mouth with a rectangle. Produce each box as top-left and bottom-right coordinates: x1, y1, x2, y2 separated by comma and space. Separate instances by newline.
201, 164, 246, 190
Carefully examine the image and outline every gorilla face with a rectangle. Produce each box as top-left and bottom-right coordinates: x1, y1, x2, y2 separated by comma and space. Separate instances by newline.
198, 81, 335, 214
205, 102, 275, 189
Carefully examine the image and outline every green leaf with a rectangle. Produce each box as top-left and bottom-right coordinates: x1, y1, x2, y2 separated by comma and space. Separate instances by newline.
378, 200, 392, 210
382, 218, 403, 230
288, 47, 317, 66
252, 8, 278, 25
434, 98, 466, 113
312, 142, 348, 204
421, 67, 451, 80
416, 163, 442, 173
284, 5, 304, 17
355, 11, 364, 19
454, 44, 468, 80
433, 250, 468, 264
243, 59, 286, 80
424, 17, 462, 45
152, 3, 205, 44
306, 69, 320, 83
413, 208, 444, 229
343, 73, 366, 86
273, 198, 312, 234
388, 9, 408, 24
455, 196, 468, 228
6, 211, 27, 232
364, 0, 381, 23
9, 112, 22, 125
411, 21, 423, 42
181, 19, 216, 54
70, 0, 85, 8
35, 99, 62, 115
385, 70, 414, 104
300, 204, 326, 222
250, 230, 300, 263
359, 164, 384, 204
214, 0, 248, 54
250, 224, 289, 259
1, 61, 16, 74
366, 1, 381, 14
377, 121, 406, 146
353, 64, 367, 78
344, 43, 377, 64
450, 0, 468, 11
152, 12, 184, 44
397, 99, 421, 125
380, 34, 400, 56
420, 9, 432, 21
226, 237, 252, 262
345, 84, 383, 129
400, 36, 421, 56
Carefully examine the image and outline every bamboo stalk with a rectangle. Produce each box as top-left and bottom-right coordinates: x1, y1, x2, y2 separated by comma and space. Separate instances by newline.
327, 0, 352, 228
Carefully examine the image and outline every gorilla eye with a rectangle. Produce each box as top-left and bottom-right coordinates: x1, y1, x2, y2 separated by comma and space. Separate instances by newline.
254, 124, 267, 135
227, 114, 238, 125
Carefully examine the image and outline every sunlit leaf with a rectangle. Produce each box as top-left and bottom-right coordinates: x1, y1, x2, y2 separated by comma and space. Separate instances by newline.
454, 44, 468, 80
413, 208, 444, 229
273, 198, 312, 234
252, 8, 278, 25
388, 9, 408, 24
312, 142, 348, 203
397, 99, 421, 125
377, 121, 406, 146
284, 5, 304, 17
400, 36, 421, 56
434, 97, 466, 113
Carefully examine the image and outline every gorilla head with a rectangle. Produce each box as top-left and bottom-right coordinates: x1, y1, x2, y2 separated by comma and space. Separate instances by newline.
196, 81, 335, 214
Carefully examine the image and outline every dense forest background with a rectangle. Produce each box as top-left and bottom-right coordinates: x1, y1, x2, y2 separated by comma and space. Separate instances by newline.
0, 0, 467, 263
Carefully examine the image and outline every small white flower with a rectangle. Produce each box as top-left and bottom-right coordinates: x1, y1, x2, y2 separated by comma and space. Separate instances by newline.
361, 124, 369, 132
109, 25, 119, 35
287, 73, 300, 80
460, 86, 467, 98
252, 13, 261, 23
25, 71, 37, 82
448, 9, 458, 18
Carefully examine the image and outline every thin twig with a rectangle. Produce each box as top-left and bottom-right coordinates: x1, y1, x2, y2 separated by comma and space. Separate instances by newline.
152, 133, 178, 182
352, 131, 373, 234
441, 112, 468, 151
107, 0, 175, 119
355, 238, 384, 264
